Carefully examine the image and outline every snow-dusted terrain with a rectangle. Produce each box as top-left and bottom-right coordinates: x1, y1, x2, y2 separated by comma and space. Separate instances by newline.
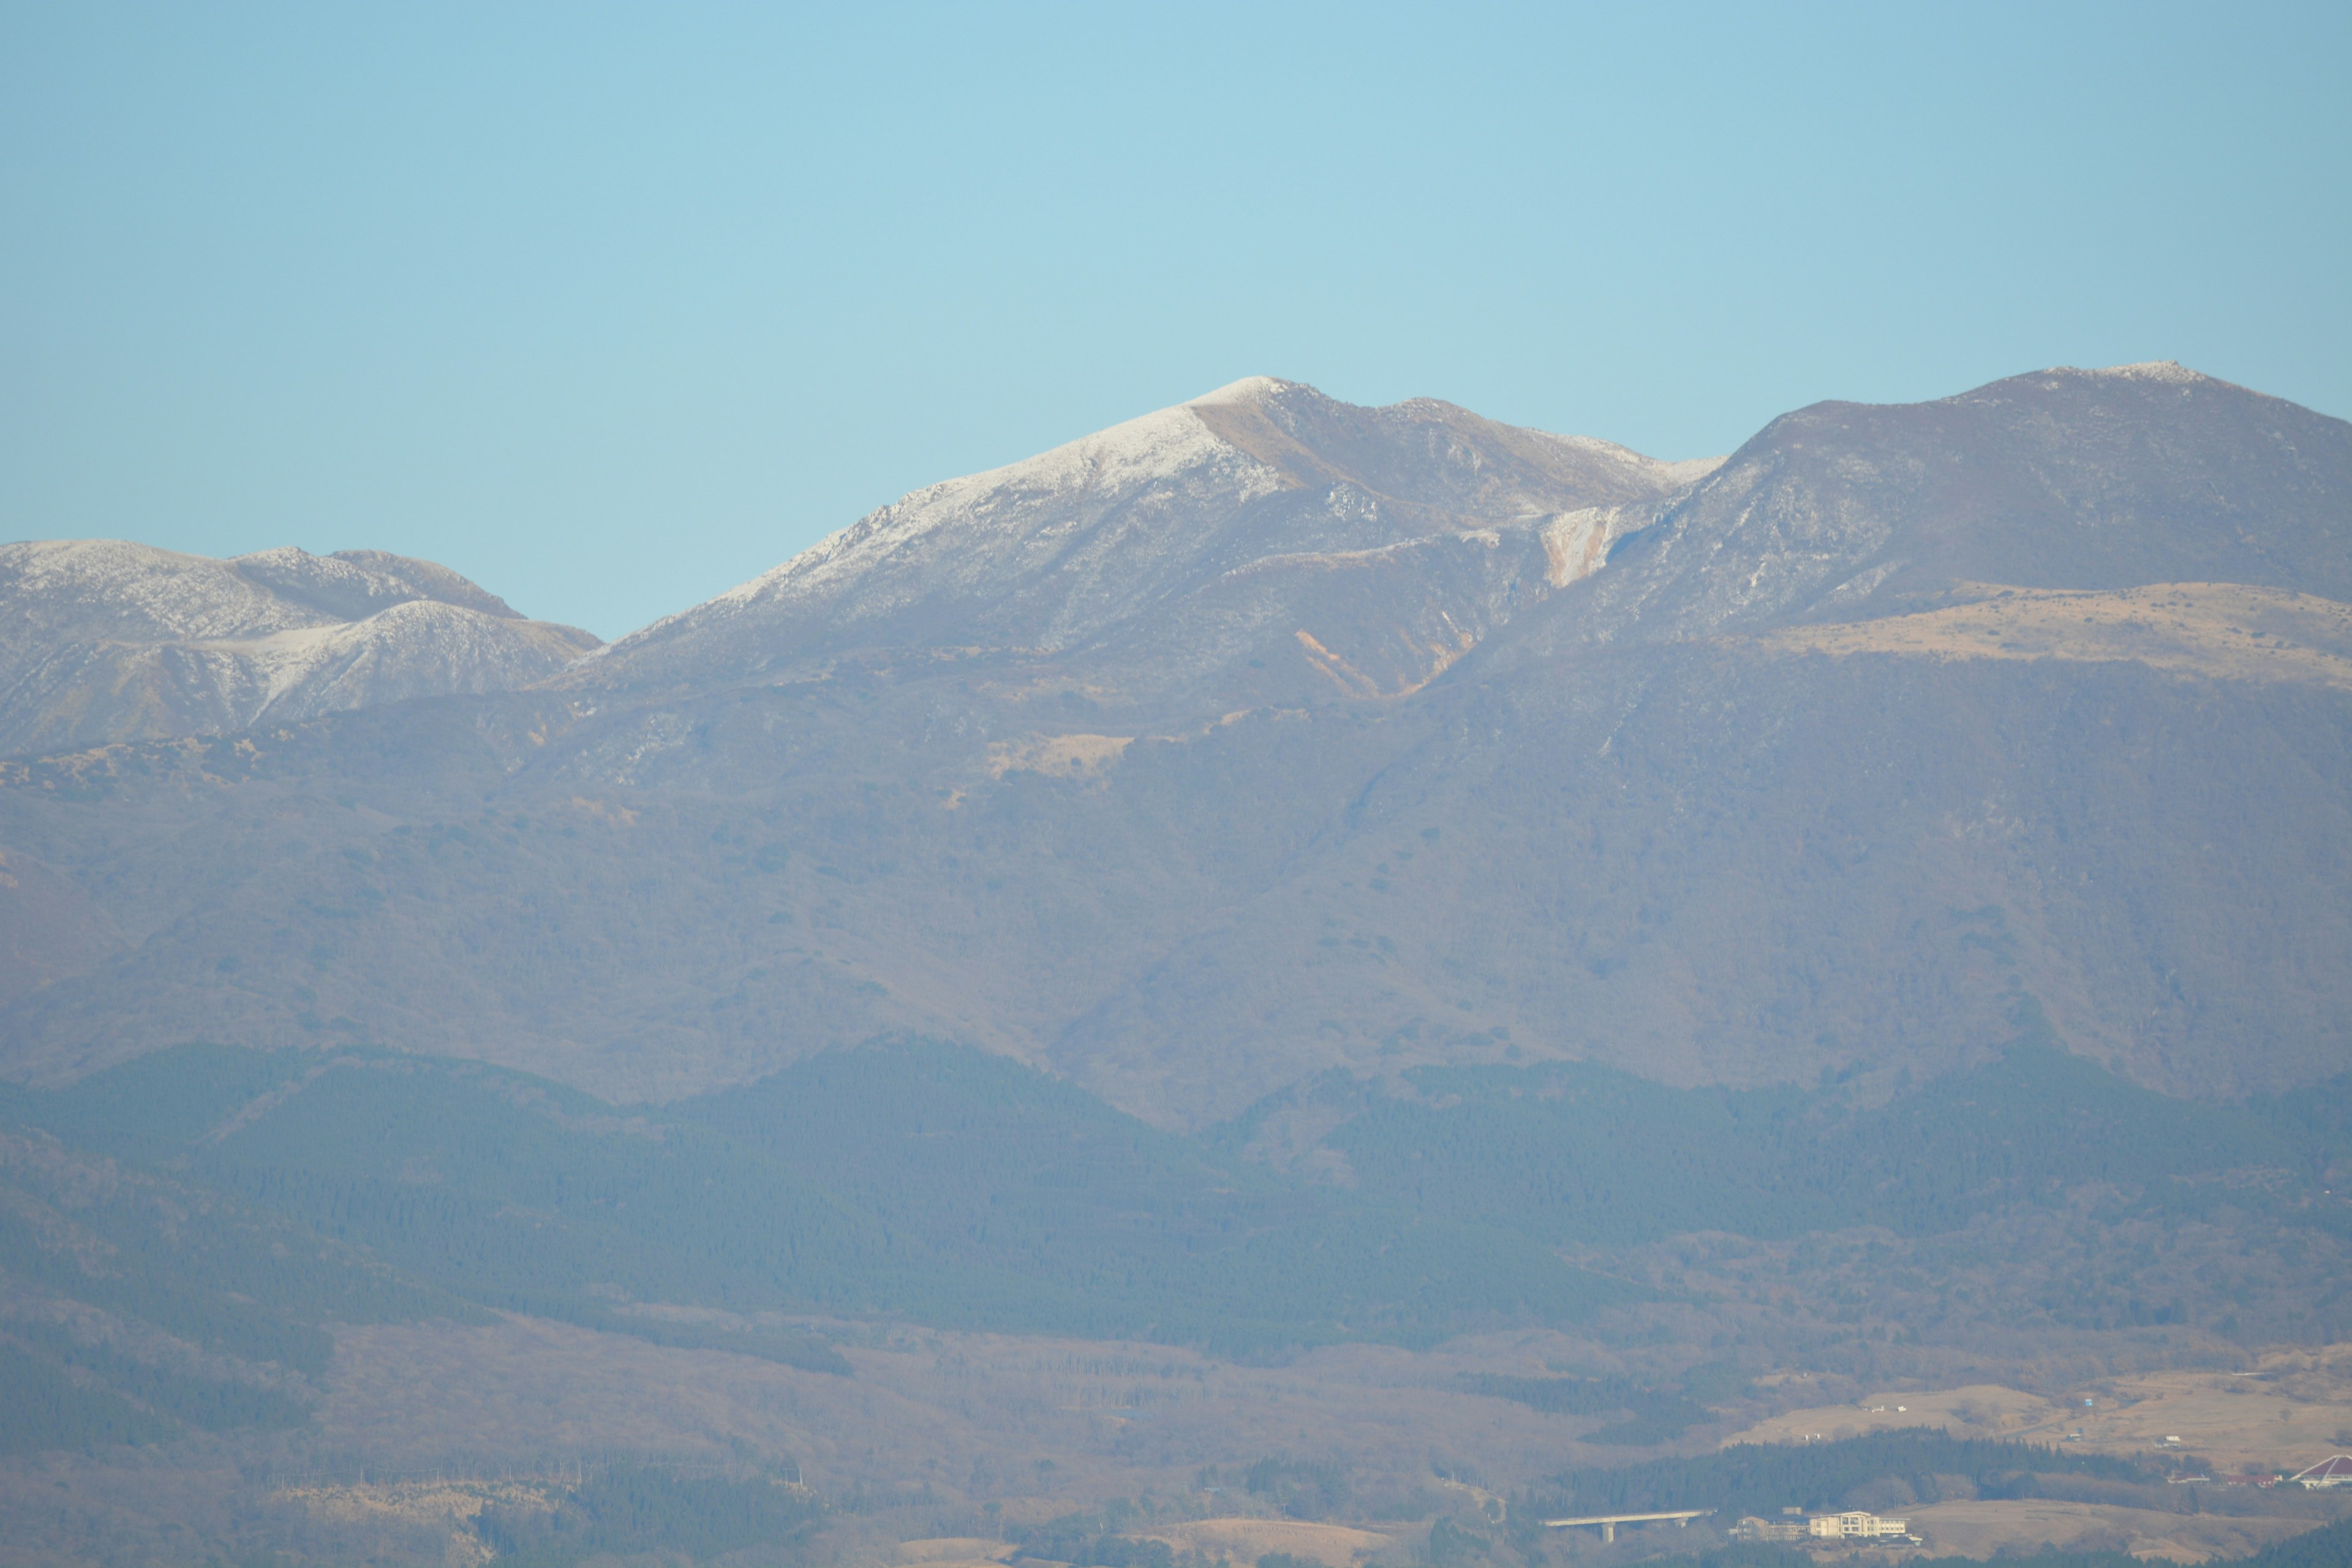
0, 541, 599, 755
589, 377, 1717, 698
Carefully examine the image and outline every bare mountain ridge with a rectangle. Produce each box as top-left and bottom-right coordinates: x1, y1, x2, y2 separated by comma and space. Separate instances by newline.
0, 541, 601, 755
1558, 361, 2352, 648
0, 366, 2348, 1123
586, 376, 1716, 703
589, 362, 2350, 718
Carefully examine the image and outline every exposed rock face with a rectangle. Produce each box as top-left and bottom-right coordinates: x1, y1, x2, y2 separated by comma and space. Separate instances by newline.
1, 367, 2347, 1122
0, 542, 600, 755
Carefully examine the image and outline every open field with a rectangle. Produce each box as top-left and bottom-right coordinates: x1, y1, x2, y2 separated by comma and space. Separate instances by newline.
1721, 1344, 2352, 1475
1722, 1384, 2059, 1446
2080, 1347, 2352, 1472
1137, 1518, 1392, 1566
891, 1538, 1017, 1568
1897, 1499, 2317, 1563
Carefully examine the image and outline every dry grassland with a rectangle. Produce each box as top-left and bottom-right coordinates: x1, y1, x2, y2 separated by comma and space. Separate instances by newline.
1752, 581, 2352, 690
891, 1537, 1017, 1568
1722, 1383, 2057, 1446
2079, 1346, 2352, 1472
1897, 1499, 2315, 1563
1722, 1345, 2352, 1474
1136, 1517, 1391, 1566
985, 733, 1134, 780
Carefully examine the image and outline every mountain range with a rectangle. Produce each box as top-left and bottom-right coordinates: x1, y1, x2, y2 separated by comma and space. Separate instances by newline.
5, 363, 2352, 1565
2, 363, 2345, 1121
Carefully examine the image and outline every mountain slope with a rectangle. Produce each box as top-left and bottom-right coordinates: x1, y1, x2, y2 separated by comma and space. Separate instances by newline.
1562, 362, 2352, 646
587, 376, 1713, 706
0, 541, 601, 755
0, 368, 2346, 1125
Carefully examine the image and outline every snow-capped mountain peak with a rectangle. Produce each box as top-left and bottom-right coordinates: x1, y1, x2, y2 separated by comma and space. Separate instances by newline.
595, 378, 1715, 692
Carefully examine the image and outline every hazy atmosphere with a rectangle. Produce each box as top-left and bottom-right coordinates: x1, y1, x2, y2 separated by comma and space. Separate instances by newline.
4, 6, 2352, 1568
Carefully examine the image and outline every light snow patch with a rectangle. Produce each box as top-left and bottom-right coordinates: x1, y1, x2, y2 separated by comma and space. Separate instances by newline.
678, 392, 1285, 624
2063, 361, 2207, 384
1186, 376, 1292, 409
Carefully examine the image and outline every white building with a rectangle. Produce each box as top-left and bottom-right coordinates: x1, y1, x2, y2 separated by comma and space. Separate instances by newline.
1734, 1510, 1912, 1543
1809, 1510, 1911, 1539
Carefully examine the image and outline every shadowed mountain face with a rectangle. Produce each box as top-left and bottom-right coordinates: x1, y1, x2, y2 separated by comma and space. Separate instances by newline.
0, 542, 601, 755
0, 367, 2347, 1126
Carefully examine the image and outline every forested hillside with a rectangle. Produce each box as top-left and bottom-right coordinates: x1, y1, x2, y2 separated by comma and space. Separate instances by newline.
6, 1027, 2346, 1439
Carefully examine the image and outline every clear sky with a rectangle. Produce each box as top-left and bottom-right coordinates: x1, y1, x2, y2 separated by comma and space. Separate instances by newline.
4, 2, 2346, 639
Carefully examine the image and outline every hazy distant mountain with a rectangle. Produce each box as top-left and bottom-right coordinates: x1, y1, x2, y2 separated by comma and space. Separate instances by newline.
1566, 360, 2352, 643
586, 376, 1717, 707
1, 368, 2346, 1125
0, 541, 600, 754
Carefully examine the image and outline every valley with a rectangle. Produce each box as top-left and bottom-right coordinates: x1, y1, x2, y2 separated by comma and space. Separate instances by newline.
2, 1032, 2350, 1562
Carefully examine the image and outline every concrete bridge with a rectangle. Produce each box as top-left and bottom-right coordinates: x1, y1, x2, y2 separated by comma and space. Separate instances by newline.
1542, 1509, 1713, 1543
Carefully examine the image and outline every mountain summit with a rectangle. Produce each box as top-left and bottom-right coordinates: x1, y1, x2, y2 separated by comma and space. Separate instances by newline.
587, 377, 1718, 702
1559, 361, 2352, 648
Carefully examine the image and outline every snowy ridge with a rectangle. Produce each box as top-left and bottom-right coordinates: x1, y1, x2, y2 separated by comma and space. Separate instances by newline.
703, 386, 1284, 616
0, 540, 528, 643
195, 599, 592, 714
598, 381, 1300, 667
0, 541, 598, 754
2, 540, 330, 643
2065, 361, 2207, 384
597, 377, 1716, 687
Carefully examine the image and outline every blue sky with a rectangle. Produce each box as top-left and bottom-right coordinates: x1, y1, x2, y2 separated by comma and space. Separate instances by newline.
4, 2, 2346, 639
